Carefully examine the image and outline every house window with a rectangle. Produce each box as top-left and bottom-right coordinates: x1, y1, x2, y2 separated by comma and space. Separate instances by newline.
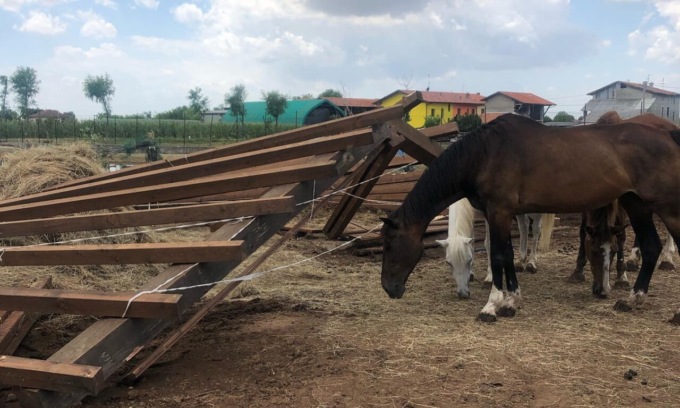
431, 108, 435, 117
457, 108, 461, 116
441, 108, 444, 118
668, 107, 670, 117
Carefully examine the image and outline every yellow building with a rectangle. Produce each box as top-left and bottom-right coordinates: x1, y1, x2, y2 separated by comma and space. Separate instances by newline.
375, 90, 485, 128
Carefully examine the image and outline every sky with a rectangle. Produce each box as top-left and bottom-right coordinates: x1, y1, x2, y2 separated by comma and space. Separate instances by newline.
2, 0, 680, 119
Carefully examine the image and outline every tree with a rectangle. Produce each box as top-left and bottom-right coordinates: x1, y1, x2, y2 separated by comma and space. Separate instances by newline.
262, 90, 288, 129
83, 74, 115, 120
0, 75, 8, 112
543, 116, 553, 123
318, 88, 342, 98
454, 113, 482, 132
553, 111, 575, 122
424, 115, 442, 128
292, 93, 314, 100
188, 87, 209, 115
225, 84, 247, 136
10, 66, 40, 118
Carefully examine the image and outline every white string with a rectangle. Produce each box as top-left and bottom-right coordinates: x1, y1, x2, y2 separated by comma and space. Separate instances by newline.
309, 180, 316, 220
120, 223, 383, 317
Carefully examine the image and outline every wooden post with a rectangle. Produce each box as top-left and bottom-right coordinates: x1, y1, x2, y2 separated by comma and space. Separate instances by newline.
0, 356, 104, 395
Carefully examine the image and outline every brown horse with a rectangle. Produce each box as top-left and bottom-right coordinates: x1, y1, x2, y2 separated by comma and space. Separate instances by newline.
380, 114, 680, 323
581, 200, 629, 298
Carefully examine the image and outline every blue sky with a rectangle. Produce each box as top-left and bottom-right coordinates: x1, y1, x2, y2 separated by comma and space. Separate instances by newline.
2, 0, 680, 119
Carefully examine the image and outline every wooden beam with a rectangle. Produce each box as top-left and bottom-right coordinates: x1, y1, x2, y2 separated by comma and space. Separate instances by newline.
0, 287, 182, 319
17, 145, 380, 408
0, 197, 295, 238
0, 159, 338, 222
43, 104, 407, 192
0, 129, 373, 209
0, 277, 52, 355
419, 121, 459, 139
0, 356, 104, 395
0, 242, 246, 266
387, 120, 444, 165
323, 139, 399, 238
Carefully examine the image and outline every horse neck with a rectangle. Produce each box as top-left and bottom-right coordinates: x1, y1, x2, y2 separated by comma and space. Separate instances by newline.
399, 152, 475, 232
448, 199, 474, 238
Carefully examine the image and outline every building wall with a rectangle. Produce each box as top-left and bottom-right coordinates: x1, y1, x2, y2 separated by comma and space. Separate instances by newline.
379, 92, 480, 128
648, 96, 680, 123
484, 94, 516, 113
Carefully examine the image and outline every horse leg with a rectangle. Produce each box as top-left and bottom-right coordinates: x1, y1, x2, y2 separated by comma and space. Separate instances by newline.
515, 215, 528, 272
525, 214, 541, 274
567, 213, 587, 283
614, 195, 661, 312
658, 224, 676, 271
625, 235, 641, 272
613, 226, 630, 290
498, 236, 522, 317
478, 214, 516, 322
482, 220, 493, 288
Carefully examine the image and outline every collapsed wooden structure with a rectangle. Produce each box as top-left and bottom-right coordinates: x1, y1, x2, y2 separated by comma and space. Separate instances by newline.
0, 93, 459, 407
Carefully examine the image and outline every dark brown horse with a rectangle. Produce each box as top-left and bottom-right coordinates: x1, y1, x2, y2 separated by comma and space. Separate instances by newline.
380, 114, 680, 323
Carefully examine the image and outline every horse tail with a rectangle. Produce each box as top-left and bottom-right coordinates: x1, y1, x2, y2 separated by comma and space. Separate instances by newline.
538, 213, 555, 252
671, 130, 680, 147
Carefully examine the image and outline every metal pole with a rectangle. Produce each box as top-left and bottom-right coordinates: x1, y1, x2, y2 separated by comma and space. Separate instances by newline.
209, 114, 213, 147
183, 111, 186, 150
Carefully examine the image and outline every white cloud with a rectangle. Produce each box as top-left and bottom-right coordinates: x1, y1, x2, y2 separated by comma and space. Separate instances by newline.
131, 35, 195, 54
79, 13, 117, 38
0, 0, 24, 12
15, 10, 67, 35
173, 3, 204, 24
0, 0, 73, 11
134, 0, 158, 10
94, 0, 117, 9
627, 1, 680, 64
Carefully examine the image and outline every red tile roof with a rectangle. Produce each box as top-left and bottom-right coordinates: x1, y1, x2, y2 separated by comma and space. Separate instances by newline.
377, 90, 485, 105
484, 91, 555, 106
587, 81, 680, 97
324, 97, 378, 108
481, 112, 512, 123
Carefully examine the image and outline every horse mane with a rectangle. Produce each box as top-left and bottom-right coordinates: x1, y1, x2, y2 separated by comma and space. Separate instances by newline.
397, 117, 510, 225
449, 199, 475, 238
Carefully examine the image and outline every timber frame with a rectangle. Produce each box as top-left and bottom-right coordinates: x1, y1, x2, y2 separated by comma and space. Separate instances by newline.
0, 92, 456, 407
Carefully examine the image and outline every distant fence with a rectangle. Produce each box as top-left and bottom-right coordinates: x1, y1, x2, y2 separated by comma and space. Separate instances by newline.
0, 116, 298, 147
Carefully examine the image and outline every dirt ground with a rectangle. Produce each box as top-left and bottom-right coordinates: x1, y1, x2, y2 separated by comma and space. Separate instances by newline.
7, 211, 680, 408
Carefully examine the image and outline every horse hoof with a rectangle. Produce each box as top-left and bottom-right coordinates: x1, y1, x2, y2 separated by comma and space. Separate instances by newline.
625, 260, 639, 272
614, 299, 634, 312
658, 261, 675, 271
567, 272, 586, 284
669, 313, 680, 326
481, 281, 493, 289
497, 306, 517, 318
613, 280, 630, 290
525, 264, 537, 274
476, 312, 497, 323
514, 263, 525, 272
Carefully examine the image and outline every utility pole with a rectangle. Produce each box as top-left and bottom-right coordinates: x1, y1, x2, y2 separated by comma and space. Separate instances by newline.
641, 80, 647, 114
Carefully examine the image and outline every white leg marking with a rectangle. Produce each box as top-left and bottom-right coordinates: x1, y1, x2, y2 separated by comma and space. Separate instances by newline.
603, 243, 612, 296
480, 285, 504, 316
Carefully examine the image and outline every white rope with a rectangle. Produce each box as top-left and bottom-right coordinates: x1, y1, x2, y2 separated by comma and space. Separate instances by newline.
121, 223, 383, 317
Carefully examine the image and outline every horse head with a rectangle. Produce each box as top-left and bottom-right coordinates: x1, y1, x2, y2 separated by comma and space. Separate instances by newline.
380, 215, 424, 299
584, 222, 627, 298
436, 236, 474, 298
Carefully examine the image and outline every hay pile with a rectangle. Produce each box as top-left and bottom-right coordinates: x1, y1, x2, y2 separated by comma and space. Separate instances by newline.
0, 143, 165, 293
0, 142, 104, 199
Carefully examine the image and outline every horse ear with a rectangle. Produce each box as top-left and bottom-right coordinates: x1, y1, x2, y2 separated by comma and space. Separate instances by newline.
435, 239, 448, 248
611, 224, 629, 235
380, 217, 398, 228
585, 226, 595, 236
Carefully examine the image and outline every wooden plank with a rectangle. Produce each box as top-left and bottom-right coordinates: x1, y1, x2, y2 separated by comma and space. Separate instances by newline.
0, 159, 338, 222
375, 171, 422, 185
0, 130, 373, 209
43, 105, 407, 192
369, 183, 416, 195
0, 287, 182, 319
0, 355, 104, 395
366, 193, 408, 202
0, 277, 52, 355
387, 120, 444, 165
419, 121, 459, 139
17, 145, 380, 408
324, 137, 399, 238
0, 197, 295, 238
0, 242, 246, 266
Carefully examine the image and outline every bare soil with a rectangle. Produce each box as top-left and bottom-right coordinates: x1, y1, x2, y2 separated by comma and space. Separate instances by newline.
7, 213, 680, 407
